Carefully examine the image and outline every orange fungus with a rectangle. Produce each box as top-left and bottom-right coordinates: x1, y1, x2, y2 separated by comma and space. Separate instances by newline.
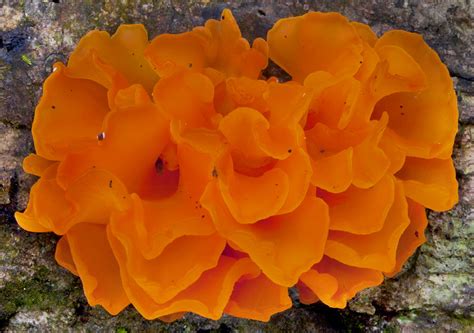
16, 10, 458, 321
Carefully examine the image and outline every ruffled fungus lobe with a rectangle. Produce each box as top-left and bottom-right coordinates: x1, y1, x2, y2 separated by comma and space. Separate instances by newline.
16, 9, 458, 322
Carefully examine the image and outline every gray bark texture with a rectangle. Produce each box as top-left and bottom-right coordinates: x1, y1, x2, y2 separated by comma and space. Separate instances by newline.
0, 0, 473, 332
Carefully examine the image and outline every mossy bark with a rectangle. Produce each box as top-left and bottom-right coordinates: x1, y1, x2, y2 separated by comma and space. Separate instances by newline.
1, 0, 473, 331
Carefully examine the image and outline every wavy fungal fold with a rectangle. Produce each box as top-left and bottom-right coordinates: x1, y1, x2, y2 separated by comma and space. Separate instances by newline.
16, 9, 458, 321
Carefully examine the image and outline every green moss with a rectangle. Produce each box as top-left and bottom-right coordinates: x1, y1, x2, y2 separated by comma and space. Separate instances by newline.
450, 313, 474, 328
382, 325, 400, 333
116, 328, 128, 333
18, 0, 25, 10
20, 54, 32, 66
0, 266, 72, 323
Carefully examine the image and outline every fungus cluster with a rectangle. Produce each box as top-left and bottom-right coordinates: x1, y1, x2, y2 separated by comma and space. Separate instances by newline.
16, 10, 458, 321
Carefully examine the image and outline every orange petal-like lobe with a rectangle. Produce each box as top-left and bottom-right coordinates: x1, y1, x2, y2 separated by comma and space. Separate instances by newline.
266, 82, 311, 127
373, 45, 427, 99
217, 154, 290, 224
308, 76, 361, 129
152, 70, 215, 130
385, 199, 428, 277
111, 192, 215, 261
55, 236, 78, 276
299, 256, 383, 308
351, 22, 377, 46
215, 77, 269, 115
396, 157, 458, 211
310, 148, 353, 193
202, 182, 330, 286
351, 115, 390, 188
218, 107, 272, 161
320, 175, 395, 234
107, 227, 260, 320
225, 273, 292, 321
33, 63, 109, 161
16, 164, 74, 233
325, 180, 410, 272
379, 128, 407, 174
296, 280, 320, 305
306, 117, 390, 189
268, 12, 363, 82
67, 223, 129, 315
373, 31, 458, 159
68, 24, 158, 92
145, 9, 267, 79
61, 170, 130, 231
110, 220, 226, 304
273, 147, 313, 214
57, 85, 169, 195
14, 209, 49, 233
17, 166, 131, 235
22, 154, 55, 177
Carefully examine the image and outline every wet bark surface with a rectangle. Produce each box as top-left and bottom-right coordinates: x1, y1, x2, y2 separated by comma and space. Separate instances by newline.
0, 1, 473, 331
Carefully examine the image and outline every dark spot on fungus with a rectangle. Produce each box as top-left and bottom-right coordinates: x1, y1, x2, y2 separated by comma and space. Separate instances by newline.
109, 180, 113, 188
221, 15, 225, 20
212, 168, 218, 178
92, 165, 96, 168
288, 149, 292, 153
97, 132, 106, 141
401, 112, 405, 116
188, 63, 193, 68
284, 35, 287, 38
51, 105, 56, 109
400, 105, 404, 108
131, 52, 135, 56
359, 61, 363, 64
415, 231, 419, 238
201, 215, 205, 219
139, 64, 143, 68
155, 158, 164, 174
320, 149, 325, 153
